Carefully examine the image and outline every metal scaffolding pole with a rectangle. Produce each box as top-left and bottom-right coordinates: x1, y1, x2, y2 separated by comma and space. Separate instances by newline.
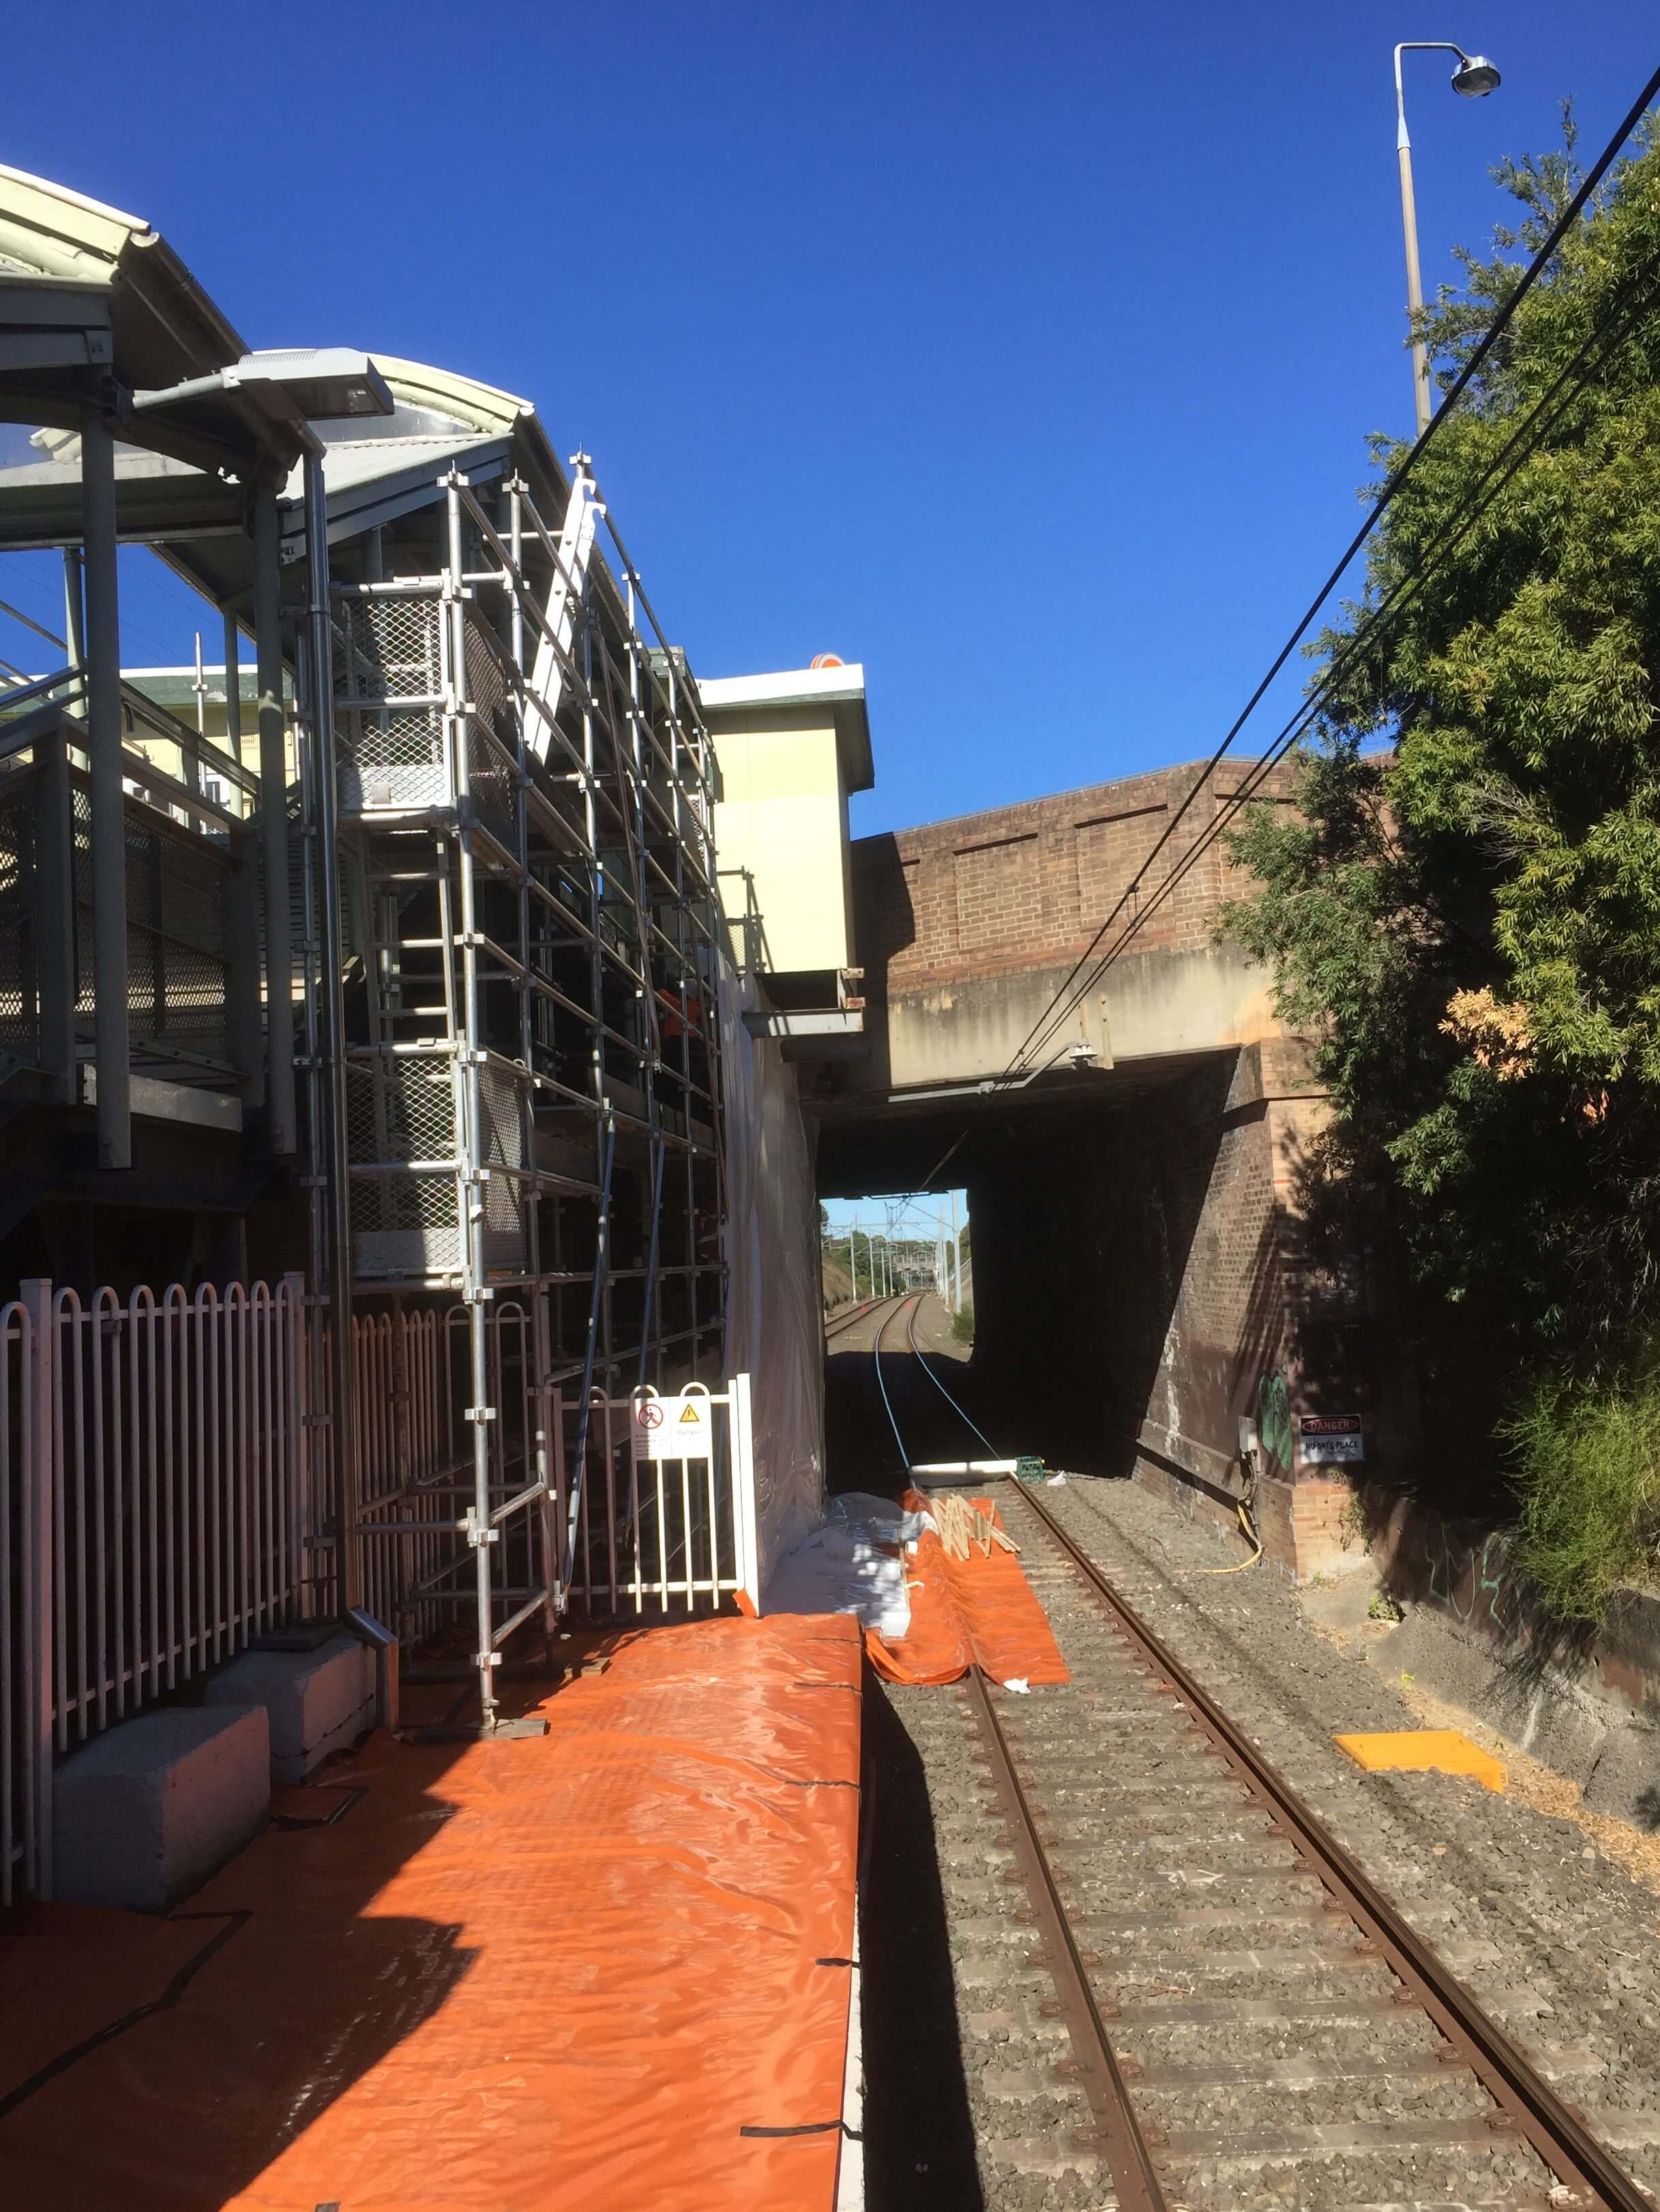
297, 450, 729, 1715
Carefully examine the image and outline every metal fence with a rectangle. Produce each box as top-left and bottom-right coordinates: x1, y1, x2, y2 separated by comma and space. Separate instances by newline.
352, 1299, 544, 1649
1, 1274, 307, 1904
557, 1378, 758, 1620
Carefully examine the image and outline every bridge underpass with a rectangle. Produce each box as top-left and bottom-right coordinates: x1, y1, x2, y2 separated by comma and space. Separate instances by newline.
807, 761, 1414, 1582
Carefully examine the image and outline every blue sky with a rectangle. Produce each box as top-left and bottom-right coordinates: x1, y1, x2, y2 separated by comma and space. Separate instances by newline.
3, 0, 1654, 853
821, 1191, 968, 1253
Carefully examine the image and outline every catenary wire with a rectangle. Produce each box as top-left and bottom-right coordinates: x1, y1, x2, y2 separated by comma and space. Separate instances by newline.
1011, 239, 1660, 1071
999, 63, 1660, 1085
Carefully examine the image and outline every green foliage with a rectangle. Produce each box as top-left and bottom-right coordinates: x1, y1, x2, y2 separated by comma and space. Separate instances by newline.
1506, 1366, 1660, 1619
1222, 115, 1660, 1613
951, 1303, 975, 1346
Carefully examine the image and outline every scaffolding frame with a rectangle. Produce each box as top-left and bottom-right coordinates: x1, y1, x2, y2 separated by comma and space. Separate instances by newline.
293, 460, 730, 1728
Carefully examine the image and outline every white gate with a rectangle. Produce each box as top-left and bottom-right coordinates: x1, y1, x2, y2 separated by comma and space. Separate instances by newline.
555, 1377, 758, 1619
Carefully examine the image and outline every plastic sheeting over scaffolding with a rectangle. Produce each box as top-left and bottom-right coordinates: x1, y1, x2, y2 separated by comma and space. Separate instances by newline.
720, 967, 826, 1599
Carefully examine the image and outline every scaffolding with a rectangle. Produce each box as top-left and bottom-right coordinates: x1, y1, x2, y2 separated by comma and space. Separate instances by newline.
293, 459, 730, 1729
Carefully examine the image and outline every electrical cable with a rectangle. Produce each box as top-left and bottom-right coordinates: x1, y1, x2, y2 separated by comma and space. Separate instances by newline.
998, 62, 1660, 1087
870, 1295, 915, 1470
904, 1295, 1002, 1458
1013, 240, 1660, 1061
1019, 250, 1660, 1065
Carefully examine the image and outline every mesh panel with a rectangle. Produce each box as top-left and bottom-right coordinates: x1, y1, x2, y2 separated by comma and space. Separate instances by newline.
351, 1173, 465, 1280
465, 719, 518, 855
334, 594, 446, 811
66, 778, 233, 1066
477, 1061, 528, 1172
0, 772, 38, 1057
345, 1055, 457, 1165
158, 834, 228, 956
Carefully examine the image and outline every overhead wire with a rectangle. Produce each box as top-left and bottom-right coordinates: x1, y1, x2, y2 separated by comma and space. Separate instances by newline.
1026, 245, 1660, 1027
998, 61, 1660, 1089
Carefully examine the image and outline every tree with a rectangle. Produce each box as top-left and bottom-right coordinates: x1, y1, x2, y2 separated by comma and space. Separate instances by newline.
1224, 116, 1660, 1612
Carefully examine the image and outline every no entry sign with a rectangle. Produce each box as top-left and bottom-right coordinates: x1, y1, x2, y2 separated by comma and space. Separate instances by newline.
631, 1390, 714, 1462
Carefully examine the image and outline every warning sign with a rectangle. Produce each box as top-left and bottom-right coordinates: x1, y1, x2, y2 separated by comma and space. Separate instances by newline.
1298, 1414, 1364, 1466
631, 1390, 714, 1462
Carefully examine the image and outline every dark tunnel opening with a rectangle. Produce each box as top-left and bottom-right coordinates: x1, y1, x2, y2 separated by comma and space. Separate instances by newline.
811, 1044, 1397, 1513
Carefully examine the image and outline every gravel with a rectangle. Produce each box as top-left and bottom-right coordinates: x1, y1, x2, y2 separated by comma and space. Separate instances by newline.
858, 1472, 1660, 2211
1036, 1473, 1660, 2198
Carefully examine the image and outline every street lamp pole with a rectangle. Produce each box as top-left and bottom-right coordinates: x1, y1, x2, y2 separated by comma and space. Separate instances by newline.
1393, 42, 1501, 437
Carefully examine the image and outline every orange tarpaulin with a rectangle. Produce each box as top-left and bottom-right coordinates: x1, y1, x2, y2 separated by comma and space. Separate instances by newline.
0, 1613, 861, 2211
865, 1492, 1069, 1687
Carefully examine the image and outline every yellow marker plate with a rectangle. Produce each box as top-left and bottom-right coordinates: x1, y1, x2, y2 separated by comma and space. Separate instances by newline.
1333, 1728, 1505, 1794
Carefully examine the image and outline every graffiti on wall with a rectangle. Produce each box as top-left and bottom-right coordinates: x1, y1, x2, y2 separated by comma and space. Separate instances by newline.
1413, 1519, 1522, 1642
1257, 1370, 1293, 1480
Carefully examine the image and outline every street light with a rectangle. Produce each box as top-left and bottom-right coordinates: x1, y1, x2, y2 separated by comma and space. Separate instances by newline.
1393, 41, 1500, 437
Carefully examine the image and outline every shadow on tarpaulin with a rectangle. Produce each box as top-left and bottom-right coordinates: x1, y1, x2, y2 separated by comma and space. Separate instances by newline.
0, 1610, 862, 2212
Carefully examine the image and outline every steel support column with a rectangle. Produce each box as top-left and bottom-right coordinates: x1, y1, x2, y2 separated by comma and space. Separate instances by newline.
36, 723, 76, 1102
303, 450, 360, 1614
252, 487, 297, 1155
80, 407, 128, 1170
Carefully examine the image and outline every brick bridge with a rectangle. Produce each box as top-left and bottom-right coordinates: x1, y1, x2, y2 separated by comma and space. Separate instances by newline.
811, 758, 1406, 1582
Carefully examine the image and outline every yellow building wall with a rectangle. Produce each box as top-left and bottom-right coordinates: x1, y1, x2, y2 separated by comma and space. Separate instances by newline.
712, 722, 852, 975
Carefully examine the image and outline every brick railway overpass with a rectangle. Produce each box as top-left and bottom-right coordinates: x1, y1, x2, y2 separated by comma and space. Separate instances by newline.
809, 757, 1409, 1581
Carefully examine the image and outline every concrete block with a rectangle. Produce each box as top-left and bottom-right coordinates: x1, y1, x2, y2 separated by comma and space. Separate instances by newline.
55, 1705, 270, 1914
204, 1634, 376, 1784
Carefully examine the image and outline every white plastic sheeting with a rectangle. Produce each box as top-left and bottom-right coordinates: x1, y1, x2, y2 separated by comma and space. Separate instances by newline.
765, 1492, 934, 1638
719, 964, 826, 1599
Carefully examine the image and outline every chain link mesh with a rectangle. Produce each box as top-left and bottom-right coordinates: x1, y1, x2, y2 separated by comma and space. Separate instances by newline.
0, 768, 38, 1059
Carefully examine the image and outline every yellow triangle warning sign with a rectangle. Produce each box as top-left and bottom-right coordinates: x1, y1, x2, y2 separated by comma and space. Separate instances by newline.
679, 1403, 701, 1424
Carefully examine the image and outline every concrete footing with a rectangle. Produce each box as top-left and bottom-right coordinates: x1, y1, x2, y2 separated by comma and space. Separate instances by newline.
205, 1634, 376, 1784
55, 1705, 270, 1913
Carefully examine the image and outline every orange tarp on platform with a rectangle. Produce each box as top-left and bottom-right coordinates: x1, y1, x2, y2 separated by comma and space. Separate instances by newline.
865, 1492, 1069, 1687
0, 1614, 861, 2211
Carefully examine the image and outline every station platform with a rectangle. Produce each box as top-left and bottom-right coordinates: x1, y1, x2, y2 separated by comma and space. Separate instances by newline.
0, 1612, 862, 2211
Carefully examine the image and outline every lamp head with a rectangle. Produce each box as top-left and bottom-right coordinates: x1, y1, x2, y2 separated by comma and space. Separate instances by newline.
1451, 52, 1500, 97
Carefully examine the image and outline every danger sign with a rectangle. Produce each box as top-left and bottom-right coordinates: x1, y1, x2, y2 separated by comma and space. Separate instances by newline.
1298, 1414, 1364, 1466
631, 1389, 714, 1462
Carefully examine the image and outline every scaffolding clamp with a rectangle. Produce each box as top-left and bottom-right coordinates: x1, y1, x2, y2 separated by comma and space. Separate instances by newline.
473, 1650, 503, 1668
463, 1404, 499, 1424
464, 1510, 498, 1550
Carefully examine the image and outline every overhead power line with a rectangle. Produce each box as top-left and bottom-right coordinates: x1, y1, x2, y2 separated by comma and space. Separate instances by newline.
998, 60, 1660, 1090
1013, 244, 1660, 1066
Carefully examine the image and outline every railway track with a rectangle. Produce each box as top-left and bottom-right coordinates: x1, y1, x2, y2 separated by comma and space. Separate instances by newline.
864, 1296, 1652, 2212
824, 1291, 906, 1344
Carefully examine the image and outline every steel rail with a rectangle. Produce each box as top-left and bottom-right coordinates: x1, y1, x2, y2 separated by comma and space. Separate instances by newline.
870, 1294, 917, 1468
868, 1292, 1169, 2205
1007, 1479, 1652, 2212
964, 1663, 1172, 2212
822, 1292, 904, 1345
827, 1291, 902, 1336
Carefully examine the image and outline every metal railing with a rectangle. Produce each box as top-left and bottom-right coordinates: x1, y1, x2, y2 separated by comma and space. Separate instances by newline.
556, 1376, 757, 1619
1, 1274, 308, 1904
